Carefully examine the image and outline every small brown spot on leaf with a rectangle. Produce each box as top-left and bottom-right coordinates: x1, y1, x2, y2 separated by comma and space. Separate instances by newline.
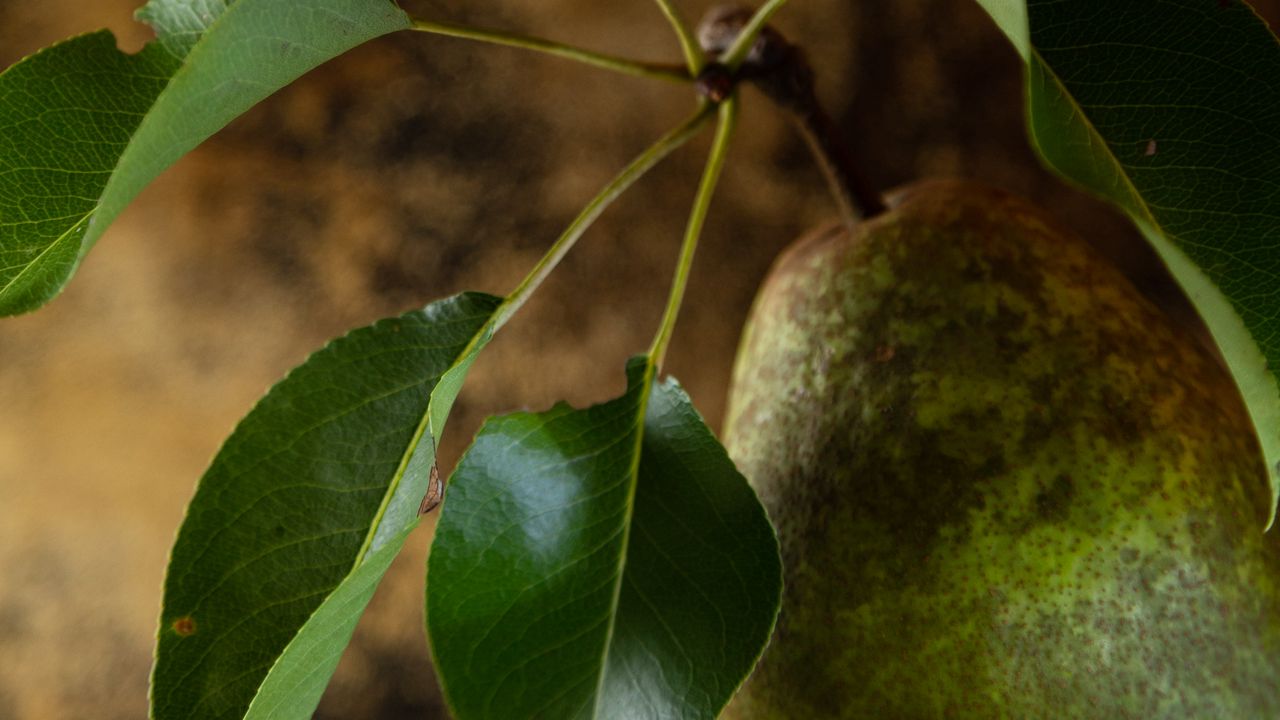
1144, 139, 1157, 156
172, 616, 197, 637
873, 345, 896, 362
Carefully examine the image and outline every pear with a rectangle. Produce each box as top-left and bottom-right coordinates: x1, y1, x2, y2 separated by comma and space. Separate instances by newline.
723, 180, 1280, 718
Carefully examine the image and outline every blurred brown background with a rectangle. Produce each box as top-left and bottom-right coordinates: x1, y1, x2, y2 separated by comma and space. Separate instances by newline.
0, 1, 1276, 718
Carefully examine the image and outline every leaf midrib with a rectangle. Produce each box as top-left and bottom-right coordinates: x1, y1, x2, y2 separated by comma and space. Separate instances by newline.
349, 306, 498, 570
588, 359, 657, 720
0, 208, 90, 300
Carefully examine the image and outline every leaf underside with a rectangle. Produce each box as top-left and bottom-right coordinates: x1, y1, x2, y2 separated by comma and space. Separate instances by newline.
974, 0, 1280, 520
0, 0, 411, 316
152, 292, 501, 720
428, 358, 782, 720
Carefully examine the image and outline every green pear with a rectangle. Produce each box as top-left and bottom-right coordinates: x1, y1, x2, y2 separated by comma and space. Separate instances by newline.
723, 180, 1280, 718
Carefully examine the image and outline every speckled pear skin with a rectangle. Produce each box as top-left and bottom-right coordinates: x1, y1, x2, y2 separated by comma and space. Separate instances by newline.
723, 180, 1280, 719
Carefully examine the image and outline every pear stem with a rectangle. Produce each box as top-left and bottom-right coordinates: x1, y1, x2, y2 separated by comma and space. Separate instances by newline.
791, 94, 886, 227
408, 17, 691, 84
751, 47, 885, 225
696, 5, 885, 225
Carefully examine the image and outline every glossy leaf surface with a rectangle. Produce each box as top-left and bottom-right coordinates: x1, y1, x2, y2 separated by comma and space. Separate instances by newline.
973, 0, 1280, 518
152, 292, 501, 720
428, 358, 782, 720
0, 0, 410, 316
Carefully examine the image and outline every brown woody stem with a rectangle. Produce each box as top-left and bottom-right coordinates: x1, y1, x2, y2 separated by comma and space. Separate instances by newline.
697, 5, 885, 225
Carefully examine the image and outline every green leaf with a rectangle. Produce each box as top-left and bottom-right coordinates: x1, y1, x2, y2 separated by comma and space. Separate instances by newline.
972, 0, 1280, 521
971, 0, 1029, 60
151, 292, 501, 720
0, 0, 410, 316
245, 522, 416, 720
427, 357, 782, 720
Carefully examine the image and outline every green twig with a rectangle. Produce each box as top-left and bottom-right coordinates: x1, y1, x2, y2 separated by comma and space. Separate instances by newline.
652, 0, 706, 74
721, 0, 790, 72
496, 105, 717, 329
650, 98, 739, 366
409, 17, 690, 84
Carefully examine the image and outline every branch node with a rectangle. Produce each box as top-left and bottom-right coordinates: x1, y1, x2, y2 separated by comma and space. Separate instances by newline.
695, 4, 885, 221
696, 63, 735, 103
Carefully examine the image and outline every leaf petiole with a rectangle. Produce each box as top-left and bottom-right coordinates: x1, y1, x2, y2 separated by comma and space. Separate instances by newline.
721, 0, 791, 72
651, 0, 706, 74
408, 17, 690, 83
494, 103, 717, 330
650, 97, 739, 367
